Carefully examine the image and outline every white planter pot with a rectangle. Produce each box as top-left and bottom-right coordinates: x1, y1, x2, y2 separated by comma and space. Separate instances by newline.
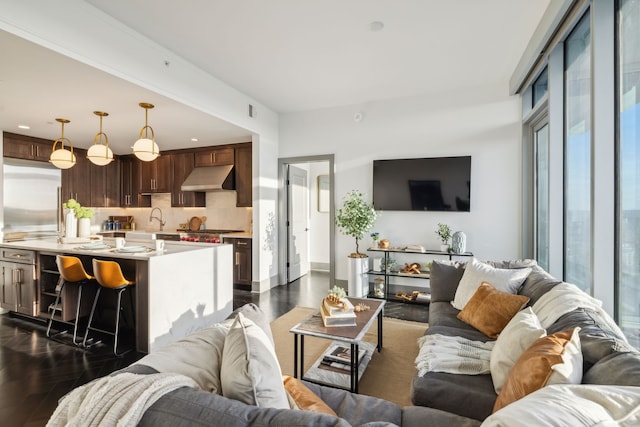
347, 256, 369, 298
440, 244, 449, 252
78, 217, 91, 238
64, 210, 77, 238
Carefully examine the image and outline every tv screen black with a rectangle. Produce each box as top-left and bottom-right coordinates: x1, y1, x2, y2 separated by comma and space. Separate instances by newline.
373, 156, 471, 211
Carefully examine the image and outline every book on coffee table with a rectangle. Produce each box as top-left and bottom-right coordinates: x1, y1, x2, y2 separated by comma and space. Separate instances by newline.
323, 344, 366, 364
320, 301, 357, 327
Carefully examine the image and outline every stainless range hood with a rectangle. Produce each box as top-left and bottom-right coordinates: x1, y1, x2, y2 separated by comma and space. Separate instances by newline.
181, 165, 234, 191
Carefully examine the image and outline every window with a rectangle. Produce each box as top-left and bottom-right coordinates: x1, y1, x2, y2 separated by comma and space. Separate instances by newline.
564, 13, 591, 291
617, 0, 640, 348
535, 121, 550, 271
533, 68, 548, 106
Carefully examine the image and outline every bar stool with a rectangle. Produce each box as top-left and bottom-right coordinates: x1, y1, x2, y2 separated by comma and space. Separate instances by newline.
83, 259, 136, 356
46, 255, 95, 346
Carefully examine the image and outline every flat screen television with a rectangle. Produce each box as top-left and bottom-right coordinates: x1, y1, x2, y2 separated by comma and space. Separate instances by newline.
373, 156, 471, 211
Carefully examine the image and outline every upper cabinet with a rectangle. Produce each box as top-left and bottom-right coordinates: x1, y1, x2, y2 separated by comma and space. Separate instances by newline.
120, 155, 150, 207
61, 148, 91, 206
3, 132, 53, 162
90, 159, 120, 207
194, 147, 234, 167
139, 155, 171, 193
171, 152, 205, 207
235, 144, 252, 207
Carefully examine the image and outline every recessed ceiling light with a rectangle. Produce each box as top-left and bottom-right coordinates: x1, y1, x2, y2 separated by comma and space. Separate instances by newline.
369, 21, 384, 32
18, 125, 30, 129
191, 138, 199, 142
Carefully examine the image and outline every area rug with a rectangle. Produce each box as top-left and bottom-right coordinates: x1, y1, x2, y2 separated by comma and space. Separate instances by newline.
270, 306, 427, 406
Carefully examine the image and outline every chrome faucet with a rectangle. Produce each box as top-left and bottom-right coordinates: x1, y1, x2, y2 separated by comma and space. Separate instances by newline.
149, 207, 166, 231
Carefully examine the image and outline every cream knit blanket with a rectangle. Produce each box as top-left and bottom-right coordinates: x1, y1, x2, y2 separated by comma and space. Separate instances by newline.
46, 372, 197, 427
415, 334, 495, 377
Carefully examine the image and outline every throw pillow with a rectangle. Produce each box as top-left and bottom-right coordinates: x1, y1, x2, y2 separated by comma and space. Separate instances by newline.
493, 327, 583, 412
133, 321, 230, 393
452, 258, 532, 310
220, 313, 289, 409
429, 260, 466, 303
457, 282, 530, 339
282, 376, 337, 416
484, 384, 640, 426
490, 307, 546, 393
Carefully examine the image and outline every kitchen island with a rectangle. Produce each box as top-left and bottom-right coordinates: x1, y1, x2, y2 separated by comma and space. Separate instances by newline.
0, 238, 233, 353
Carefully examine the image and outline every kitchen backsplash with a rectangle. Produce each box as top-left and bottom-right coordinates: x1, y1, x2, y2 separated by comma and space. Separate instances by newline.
92, 192, 252, 233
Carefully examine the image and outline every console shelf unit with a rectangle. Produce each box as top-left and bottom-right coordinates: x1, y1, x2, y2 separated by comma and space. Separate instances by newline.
366, 247, 473, 305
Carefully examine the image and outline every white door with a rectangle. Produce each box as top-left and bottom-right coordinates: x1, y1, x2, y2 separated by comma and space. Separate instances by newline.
287, 165, 310, 282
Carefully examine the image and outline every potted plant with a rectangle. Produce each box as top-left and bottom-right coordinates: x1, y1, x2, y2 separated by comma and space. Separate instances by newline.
336, 190, 376, 297
63, 199, 94, 238
436, 223, 452, 252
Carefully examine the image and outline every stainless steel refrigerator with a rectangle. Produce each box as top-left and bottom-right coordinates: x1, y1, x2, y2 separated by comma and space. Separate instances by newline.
3, 158, 61, 241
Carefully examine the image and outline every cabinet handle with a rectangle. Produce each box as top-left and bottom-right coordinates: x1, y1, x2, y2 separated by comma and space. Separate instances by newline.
36, 145, 40, 157
237, 241, 248, 246
235, 252, 239, 265
213, 152, 216, 163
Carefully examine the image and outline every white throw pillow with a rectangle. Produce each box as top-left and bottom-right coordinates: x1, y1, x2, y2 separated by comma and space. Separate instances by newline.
220, 312, 289, 409
482, 384, 640, 427
490, 307, 546, 394
133, 320, 232, 393
452, 258, 531, 310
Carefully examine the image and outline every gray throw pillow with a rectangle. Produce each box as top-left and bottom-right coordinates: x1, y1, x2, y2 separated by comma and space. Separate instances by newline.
429, 261, 465, 303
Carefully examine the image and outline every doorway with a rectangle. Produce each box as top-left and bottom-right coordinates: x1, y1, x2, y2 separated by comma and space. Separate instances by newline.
278, 155, 335, 287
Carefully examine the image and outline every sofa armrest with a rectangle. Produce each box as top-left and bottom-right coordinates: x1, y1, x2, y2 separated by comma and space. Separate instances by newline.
402, 406, 481, 427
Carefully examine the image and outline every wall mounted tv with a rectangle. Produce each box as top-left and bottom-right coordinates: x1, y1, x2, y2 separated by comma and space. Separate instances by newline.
373, 156, 471, 212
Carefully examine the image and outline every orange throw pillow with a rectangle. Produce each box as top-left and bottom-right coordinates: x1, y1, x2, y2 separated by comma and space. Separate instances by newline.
282, 375, 337, 416
457, 282, 530, 339
493, 328, 582, 412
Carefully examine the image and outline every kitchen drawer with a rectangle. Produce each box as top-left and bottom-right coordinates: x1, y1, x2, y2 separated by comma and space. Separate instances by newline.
0, 249, 36, 264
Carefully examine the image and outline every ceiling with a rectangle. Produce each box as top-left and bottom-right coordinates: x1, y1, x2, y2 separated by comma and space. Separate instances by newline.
0, 0, 550, 156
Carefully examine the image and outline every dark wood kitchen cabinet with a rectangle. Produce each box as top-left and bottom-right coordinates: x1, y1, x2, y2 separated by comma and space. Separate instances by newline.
139, 154, 171, 193
3, 132, 52, 162
225, 237, 252, 288
90, 159, 120, 207
194, 147, 234, 167
61, 148, 91, 206
120, 155, 150, 207
171, 152, 205, 207
235, 144, 252, 207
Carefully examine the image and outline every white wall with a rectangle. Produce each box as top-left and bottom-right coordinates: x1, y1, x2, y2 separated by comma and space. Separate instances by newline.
280, 84, 524, 280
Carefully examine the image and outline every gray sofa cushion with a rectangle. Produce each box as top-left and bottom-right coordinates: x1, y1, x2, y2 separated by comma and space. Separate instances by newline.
429, 260, 465, 303
518, 266, 562, 306
425, 310, 492, 342
583, 352, 640, 386
402, 406, 481, 427
138, 384, 351, 427
304, 381, 402, 426
410, 371, 496, 421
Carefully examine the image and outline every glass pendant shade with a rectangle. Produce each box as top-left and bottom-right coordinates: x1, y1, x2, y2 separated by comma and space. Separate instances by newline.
49, 118, 76, 169
50, 148, 77, 169
132, 102, 160, 161
87, 144, 114, 165
132, 137, 160, 161
87, 111, 114, 166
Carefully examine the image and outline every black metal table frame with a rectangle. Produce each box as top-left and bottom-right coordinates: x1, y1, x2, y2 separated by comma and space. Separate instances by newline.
292, 308, 383, 393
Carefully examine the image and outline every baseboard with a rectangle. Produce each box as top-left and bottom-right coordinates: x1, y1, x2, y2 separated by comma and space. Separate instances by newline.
252, 274, 279, 293
310, 262, 329, 271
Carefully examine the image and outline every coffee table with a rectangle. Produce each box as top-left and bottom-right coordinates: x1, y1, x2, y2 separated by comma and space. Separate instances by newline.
289, 297, 385, 393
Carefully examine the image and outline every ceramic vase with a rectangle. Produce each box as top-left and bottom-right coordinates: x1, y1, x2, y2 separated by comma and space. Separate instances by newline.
452, 231, 467, 254
64, 210, 77, 238
78, 217, 91, 238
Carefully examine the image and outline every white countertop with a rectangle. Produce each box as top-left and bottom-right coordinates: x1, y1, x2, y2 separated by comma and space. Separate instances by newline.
0, 237, 224, 260
222, 232, 252, 239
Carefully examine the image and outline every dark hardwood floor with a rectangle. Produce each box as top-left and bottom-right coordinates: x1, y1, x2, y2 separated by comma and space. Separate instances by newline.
0, 270, 427, 426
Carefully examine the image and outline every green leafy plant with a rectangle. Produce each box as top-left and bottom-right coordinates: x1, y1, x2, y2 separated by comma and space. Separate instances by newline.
436, 223, 452, 244
336, 190, 376, 257
328, 285, 346, 299
63, 198, 94, 219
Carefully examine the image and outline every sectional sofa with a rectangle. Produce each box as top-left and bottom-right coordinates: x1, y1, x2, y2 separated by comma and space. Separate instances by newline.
47, 260, 640, 426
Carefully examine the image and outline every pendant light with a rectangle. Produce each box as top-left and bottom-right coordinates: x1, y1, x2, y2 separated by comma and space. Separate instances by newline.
49, 118, 76, 169
87, 111, 114, 166
132, 102, 160, 161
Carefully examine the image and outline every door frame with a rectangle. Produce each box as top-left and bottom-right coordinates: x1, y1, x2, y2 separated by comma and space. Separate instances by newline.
278, 154, 335, 286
